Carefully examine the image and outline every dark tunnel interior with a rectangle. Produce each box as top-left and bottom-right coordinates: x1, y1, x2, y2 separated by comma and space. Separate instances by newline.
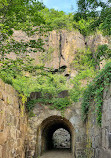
41, 116, 73, 152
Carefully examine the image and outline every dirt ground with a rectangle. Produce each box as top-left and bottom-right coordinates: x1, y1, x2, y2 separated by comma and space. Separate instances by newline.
40, 149, 73, 158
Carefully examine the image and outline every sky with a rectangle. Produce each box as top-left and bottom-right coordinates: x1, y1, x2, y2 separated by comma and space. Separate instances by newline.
40, 0, 78, 13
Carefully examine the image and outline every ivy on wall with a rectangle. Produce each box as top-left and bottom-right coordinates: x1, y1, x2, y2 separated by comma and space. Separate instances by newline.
81, 61, 111, 125
0, 45, 110, 115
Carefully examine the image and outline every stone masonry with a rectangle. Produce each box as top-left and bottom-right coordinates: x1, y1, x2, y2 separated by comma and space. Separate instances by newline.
0, 79, 27, 158
86, 84, 111, 158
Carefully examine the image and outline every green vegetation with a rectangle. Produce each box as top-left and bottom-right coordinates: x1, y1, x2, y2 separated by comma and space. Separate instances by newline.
0, 0, 110, 39
0, 0, 111, 121
27, 97, 71, 111
82, 62, 111, 125
69, 48, 97, 102
39, 8, 74, 30
0, 0, 45, 40
74, 0, 111, 36
70, 48, 95, 71
70, 45, 111, 125
0, 57, 72, 110
95, 44, 111, 66
39, 46, 54, 63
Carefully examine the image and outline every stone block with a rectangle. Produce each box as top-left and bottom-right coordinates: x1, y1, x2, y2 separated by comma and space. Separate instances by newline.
108, 98, 111, 110
5, 83, 16, 96
58, 90, 69, 98
0, 79, 5, 90
2, 91, 8, 103
17, 138, 21, 147
16, 130, 21, 138
0, 100, 4, 109
5, 112, 12, 125
7, 95, 14, 105
0, 90, 3, 100
15, 148, 22, 157
108, 133, 111, 148
0, 120, 4, 132
2, 144, 7, 158
10, 127, 16, 139
99, 148, 111, 158
13, 97, 19, 109
30, 92, 42, 100
0, 145, 2, 158
0, 128, 9, 145
102, 128, 106, 148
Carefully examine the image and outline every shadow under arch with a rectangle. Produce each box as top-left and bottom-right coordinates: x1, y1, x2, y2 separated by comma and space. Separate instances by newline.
35, 115, 75, 157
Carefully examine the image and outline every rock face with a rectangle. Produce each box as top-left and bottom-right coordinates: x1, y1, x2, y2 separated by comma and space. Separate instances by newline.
86, 34, 109, 51
8, 30, 109, 77
10, 30, 85, 77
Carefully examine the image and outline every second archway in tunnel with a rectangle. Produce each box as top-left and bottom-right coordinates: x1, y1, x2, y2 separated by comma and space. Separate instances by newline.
40, 115, 74, 154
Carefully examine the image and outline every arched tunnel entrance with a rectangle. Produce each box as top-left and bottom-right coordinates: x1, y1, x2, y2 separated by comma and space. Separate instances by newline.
36, 116, 75, 157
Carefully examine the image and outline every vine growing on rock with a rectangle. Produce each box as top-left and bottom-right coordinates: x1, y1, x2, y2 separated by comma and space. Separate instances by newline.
82, 61, 111, 125
0, 57, 72, 111
0, 0, 111, 116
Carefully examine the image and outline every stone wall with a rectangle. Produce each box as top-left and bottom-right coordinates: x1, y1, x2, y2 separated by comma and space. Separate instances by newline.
86, 83, 111, 158
100, 84, 111, 158
0, 78, 111, 158
26, 102, 86, 158
0, 79, 27, 158
85, 104, 101, 158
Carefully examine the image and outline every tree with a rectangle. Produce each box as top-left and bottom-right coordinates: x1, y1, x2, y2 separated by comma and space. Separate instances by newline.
0, 0, 45, 41
74, 0, 111, 35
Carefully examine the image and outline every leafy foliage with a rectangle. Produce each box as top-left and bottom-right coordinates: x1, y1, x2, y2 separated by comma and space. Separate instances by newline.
74, 0, 111, 36
0, 0, 111, 115
39, 8, 74, 30
96, 44, 111, 61
70, 48, 95, 71
0, 57, 72, 110
0, 0, 45, 40
26, 97, 71, 111
82, 62, 111, 125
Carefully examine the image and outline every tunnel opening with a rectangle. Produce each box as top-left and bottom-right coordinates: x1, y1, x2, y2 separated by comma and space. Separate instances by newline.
36, 115, 75, 156
53, 128, 71, 149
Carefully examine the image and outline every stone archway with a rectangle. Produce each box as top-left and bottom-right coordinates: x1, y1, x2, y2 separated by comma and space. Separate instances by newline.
35, 115, 75, 157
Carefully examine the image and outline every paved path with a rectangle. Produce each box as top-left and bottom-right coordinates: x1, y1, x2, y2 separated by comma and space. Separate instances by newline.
40, 149, 73, 158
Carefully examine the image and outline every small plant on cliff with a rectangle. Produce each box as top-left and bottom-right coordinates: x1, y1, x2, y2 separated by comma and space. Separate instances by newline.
81, 62, 111, 125
70, 48, 95, 71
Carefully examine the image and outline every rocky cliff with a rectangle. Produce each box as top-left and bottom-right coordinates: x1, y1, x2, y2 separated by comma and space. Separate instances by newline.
8, 30, 109, 77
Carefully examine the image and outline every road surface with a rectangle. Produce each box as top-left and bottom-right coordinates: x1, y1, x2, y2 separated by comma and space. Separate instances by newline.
40, 149, 73, 158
